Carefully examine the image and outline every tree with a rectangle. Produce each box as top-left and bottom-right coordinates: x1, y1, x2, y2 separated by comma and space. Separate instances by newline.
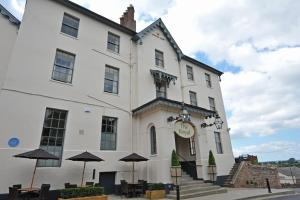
208, 150, 216, 166
171, 150, 180, 166
287, 158, 296, 164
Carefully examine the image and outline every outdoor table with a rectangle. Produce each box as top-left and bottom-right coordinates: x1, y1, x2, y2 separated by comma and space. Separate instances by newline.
128, 184, 143, 197
18, 187, 40, 192
18, 188, 40, 200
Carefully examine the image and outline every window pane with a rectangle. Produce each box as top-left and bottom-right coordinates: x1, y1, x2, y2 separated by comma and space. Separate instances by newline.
205, 73, 212, 88
214, 132, 223, 154
100, 117, 117, 150
150, 126, 157, 155
189, 91, 197, 106
156, 82, 167, 98
104, 66, 119, 94
107, 32, 120, 53
155, 50, 164, 67
209, 97, 216, 111
38, 108, 67, 167
61, 13, 79, 37
187, 66, 194, 81
52, 50, 75, 83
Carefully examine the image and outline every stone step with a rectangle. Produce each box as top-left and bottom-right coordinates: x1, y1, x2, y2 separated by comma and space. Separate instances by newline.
170, 185, 220, 195
181, 180, 205, 186
180, 182, 211, 189
166, 188, 227, 199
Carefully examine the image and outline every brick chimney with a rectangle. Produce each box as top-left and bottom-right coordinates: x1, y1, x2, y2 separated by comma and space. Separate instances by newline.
120, 4, 136, 31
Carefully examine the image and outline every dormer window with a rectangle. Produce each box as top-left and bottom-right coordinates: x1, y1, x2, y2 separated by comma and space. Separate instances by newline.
155, 49, 164, 67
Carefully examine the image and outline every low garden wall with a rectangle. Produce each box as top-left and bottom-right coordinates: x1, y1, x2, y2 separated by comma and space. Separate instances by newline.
233, 162, 281, 188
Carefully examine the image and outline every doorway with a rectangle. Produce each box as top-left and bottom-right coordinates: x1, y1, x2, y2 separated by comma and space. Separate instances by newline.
99, 172, 116, 194
175, 133, 197, 179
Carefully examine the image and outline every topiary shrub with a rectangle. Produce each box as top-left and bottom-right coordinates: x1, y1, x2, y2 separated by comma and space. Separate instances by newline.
147, 183, 165, 191
59, 187, 104, 199
208, 150, 216, 166
171, 150, 180, 167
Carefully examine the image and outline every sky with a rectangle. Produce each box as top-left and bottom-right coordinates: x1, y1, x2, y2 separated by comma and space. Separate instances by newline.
1, 0, 300, 162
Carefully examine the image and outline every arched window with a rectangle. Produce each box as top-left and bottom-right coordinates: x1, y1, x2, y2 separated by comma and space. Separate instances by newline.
150, 126, 157, 155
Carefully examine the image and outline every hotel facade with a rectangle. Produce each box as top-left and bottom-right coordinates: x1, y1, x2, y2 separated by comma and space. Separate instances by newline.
0, 0, 235, 194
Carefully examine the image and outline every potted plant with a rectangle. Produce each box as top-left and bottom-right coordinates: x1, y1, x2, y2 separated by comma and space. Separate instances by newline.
170, 150, 181, 185
145, 183, 166, 199
58, 186, 108, 200
207, 150, 217, 182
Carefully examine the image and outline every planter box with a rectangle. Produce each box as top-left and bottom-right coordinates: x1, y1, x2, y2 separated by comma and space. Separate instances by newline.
58, 195, 108, 200
170, 166, 182, 177
207, 165, 216, 174
145, 190, 166, 199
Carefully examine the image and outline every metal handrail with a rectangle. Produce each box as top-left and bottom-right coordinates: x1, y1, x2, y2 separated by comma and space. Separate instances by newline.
176, 153, 197, 168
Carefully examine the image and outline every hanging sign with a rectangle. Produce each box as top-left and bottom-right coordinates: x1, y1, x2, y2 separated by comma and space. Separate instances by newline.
174, 121, 195, 138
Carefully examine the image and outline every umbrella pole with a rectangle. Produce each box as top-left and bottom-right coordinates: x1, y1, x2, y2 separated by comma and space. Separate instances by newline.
81, 161, 86, 187
30, 159, 38, 190
132, 162, 135, 184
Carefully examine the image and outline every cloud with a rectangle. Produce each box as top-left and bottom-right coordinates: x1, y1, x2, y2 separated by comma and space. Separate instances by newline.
233, 141, 300, 160
11, 0, 25, 16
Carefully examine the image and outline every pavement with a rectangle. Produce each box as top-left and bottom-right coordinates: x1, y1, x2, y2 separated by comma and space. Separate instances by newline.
108, 188, 297, 200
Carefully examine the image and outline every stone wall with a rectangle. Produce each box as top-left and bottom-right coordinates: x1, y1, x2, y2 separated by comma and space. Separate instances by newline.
233, 162, 281, 188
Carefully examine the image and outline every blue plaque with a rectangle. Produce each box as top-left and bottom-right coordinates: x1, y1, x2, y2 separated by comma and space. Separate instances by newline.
8, 138, 19, 147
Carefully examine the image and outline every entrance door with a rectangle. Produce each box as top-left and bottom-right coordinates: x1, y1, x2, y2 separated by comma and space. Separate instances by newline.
99, 172, 116, 194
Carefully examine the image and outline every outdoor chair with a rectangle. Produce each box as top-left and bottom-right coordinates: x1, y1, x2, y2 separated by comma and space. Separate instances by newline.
8, 187, 19, 200
138, 180, 147, 193
69, 184, 77, 188
85, 182, 94, 187
64, 183, 70, 189
36, 184, 50, 200
13, 184, 22, 190
120, 180, 131, 198
134, 183, 144, 197
94, 183, 101, 187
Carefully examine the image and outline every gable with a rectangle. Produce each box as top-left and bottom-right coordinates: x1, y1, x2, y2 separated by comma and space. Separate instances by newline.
133, 18, 183, 60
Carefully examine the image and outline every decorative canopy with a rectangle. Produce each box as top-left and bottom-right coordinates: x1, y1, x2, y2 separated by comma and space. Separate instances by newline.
150, 69, 177, 86
14, 148, 59, 160
119, 153, 148, 162
66, 151, 104, 162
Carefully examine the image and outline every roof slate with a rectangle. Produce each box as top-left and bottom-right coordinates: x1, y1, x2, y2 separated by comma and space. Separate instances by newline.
0, 3, 20, 26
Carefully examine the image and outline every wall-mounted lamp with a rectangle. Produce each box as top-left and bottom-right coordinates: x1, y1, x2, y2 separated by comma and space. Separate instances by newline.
167, 106, 191, 122
200, 112, 223, 130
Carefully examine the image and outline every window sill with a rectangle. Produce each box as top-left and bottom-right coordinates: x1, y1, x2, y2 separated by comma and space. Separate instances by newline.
103, 91, 120, 97
50, 79, 73, 86
60, 32, 78, 40
150, 154, 158, 157
107, 49, 120, 55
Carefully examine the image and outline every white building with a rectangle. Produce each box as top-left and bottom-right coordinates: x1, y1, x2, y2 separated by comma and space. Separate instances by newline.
0, 0, 235, 194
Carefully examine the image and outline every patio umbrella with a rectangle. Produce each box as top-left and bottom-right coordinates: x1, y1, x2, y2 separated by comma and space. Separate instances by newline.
119, 153, 148, 184
66, 151, 104, 187
14, 148, 59, 190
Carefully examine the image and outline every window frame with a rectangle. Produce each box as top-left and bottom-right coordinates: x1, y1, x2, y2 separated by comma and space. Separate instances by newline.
37, 107, 68, 167
104, 65, 119, 94
189, 91, 197, 106
107, 32, 120, 53
155, 81, 167, 98
189, 136, 196, 156
208, 97, 216, 111
186, 65, 194, 81
214, 132, 223, 154
155, 49, 164, 68
100, 116, 118, 151
51, 49, 76, 84
205, 73, 212, 88
150, 126, 157, 155
61, 13, 80, 38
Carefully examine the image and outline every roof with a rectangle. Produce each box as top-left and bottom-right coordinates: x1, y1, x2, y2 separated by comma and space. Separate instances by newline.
0, 3, 20, 26
278, 167, 300, 178
51, 0, 136, 36
132, 97, 215, 117
133, 18, 183, 60
183, 55, 223, 76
